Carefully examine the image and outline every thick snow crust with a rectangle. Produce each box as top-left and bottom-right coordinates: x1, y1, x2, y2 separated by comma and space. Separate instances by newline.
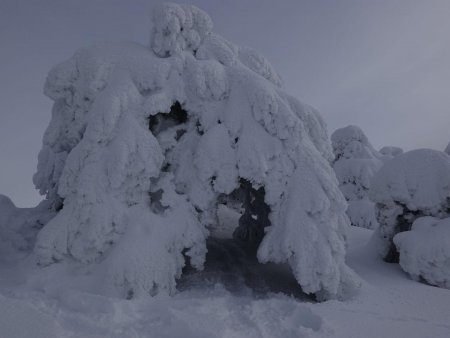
331, 126, 382, 229
370, 149, 450, 261
30, 3, 358, 299
394, 216, 450, 289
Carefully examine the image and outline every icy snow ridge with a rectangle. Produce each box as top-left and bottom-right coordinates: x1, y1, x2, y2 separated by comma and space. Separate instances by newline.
31, 3, 359, 300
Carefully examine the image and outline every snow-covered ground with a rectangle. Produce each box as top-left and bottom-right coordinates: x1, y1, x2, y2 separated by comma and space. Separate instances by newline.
1, 226, 449, 338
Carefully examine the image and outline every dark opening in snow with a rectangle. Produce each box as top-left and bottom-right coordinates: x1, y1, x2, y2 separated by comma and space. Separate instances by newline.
178, 238, 314, 301
177, 179, 311, 300
148, 101, 188, 136
385, 203, 422, 263
232, 179, 271, 248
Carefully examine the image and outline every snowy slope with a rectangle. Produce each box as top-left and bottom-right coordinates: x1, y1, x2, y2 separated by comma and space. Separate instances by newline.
1, 226, 449, 338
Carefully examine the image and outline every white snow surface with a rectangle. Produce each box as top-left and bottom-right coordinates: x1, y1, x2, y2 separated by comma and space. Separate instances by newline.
369, 149, 450, 257
331, 125, 382, 229
0, 227, 449, 337
30, 3, 357, 300
394, 216, 450, 289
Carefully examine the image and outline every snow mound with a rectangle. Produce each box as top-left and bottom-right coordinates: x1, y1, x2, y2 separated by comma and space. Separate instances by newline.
369, 149, 450, 261
32, 3, 358, 300
331, 125, 382, 230
394, 216, 450, 289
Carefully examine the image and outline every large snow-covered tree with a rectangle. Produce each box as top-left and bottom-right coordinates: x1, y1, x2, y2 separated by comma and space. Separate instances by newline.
331, 125, 382, 229
30, 3, 359, 300
369, 149, 450, 263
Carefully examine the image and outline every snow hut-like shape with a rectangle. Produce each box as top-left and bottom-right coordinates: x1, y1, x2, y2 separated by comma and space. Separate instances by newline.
33, 3, 359, 299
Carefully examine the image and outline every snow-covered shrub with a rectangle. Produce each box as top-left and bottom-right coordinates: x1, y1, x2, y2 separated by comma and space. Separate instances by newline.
369, 149, 450, 262
331, 125, 382, 229
32, 3, 359, 299
379, 146, 403, 160
394, 216, 450, 289
0, 195, 55, 255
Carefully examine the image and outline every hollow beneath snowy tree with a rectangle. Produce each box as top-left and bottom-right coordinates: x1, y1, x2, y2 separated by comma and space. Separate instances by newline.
177, 238, 314, 301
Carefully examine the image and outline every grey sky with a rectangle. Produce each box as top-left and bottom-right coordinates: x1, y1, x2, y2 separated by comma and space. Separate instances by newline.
1, 0, 449, 206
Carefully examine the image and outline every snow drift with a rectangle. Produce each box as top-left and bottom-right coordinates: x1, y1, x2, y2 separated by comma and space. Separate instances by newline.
331, 125, 382, 229
370, 149, 450, 262
28, 3, 359, 299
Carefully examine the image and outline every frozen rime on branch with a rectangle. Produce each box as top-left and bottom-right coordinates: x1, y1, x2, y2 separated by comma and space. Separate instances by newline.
331, 125, 382, 229
32, 3, 359, 299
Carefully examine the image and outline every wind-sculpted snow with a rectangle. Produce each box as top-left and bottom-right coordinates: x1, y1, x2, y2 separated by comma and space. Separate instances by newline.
331, 125, 382, 230
370, 149, 450, 262
394, 216, 450, 289
32, 3, 359, 300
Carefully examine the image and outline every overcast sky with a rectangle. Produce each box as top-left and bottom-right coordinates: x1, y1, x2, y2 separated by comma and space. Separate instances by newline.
1, 0, 449, 207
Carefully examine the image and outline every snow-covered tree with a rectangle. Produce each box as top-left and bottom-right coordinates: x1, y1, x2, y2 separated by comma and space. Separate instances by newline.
394, 216, 450, 289
445, 141, 450, 155
331, 125, 382, 229
369, 149, 450, 262
31, 3, 359, 300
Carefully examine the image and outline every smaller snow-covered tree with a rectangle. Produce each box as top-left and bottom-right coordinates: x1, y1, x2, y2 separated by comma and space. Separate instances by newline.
331, 125, 383, 229
394, 216, 450, 289
369, 149, 450, 262
0, 195, 55, 256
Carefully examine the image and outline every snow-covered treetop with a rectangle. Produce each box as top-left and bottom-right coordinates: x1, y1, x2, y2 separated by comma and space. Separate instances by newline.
331, 125, 382, 199
445, 140, 450, 155
32, 3, 357, 300
331, 125, 381, 161
151, 3, 213, 57
370, 149, 450, 214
